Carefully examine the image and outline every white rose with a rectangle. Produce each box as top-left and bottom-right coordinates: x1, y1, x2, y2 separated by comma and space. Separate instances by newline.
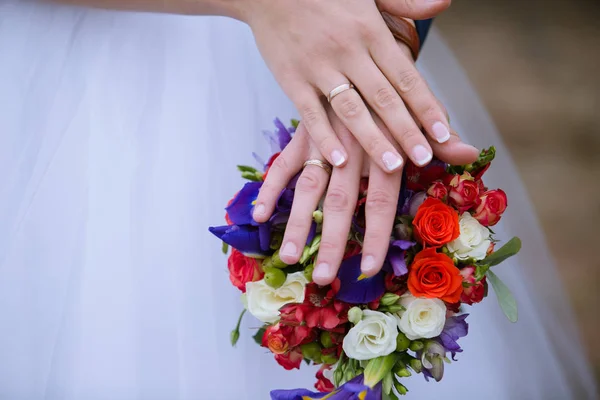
245, 272, 308, 323
394, 296, 446, 340
447, 213, 491, 261
342, 310, 398, 361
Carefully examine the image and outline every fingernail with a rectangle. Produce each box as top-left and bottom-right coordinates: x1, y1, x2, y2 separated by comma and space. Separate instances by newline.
280, 242, 297, 258
253, 203, 265, 217
331, 150, 346, 167
432, 121, 450, 143
412, 144, 433, 166
361, 255, 378, 275
313, 263, 331, 282
382, 151, 403, 171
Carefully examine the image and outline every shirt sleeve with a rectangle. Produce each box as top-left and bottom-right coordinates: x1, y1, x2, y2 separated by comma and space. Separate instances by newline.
414, 19, 434, 45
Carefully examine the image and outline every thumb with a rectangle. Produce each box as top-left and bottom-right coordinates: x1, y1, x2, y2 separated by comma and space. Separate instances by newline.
376, 0, 451, 20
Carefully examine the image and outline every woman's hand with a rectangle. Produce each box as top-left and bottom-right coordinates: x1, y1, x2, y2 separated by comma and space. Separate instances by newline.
253, 109, 478, 285
242, 0, 454, 173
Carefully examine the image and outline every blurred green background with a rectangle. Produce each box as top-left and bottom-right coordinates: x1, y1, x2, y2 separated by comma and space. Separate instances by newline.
436, 0, 600, 380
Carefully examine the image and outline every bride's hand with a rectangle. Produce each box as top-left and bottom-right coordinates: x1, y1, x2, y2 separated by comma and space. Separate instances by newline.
253, 108, 478, 285
241, 0, 454, 172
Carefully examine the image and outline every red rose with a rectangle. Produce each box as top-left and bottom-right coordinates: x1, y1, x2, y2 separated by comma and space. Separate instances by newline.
281, 284, 349, 332
274, 348, 303, 370
408, 248, 463, 303
262, 324, 289, 354
472, 189, 507, 226
227, 249, 264, 292
447, 172, 480, 212
460, 266, 487, 305
385, 273, 408, 296
413, 198, 460, 247
427, 181, 448, 201
406, 162, 449, 191
315, 365, 335, 393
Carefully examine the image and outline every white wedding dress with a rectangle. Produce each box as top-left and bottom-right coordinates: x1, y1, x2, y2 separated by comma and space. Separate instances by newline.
0, 2, 597, 399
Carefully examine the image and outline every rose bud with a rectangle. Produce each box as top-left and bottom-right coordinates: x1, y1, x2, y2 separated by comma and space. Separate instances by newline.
447, 172, 480, 212
460, 266, 487, 305
427, 181, 448, 201
472, 189, 508, 227
262, 324, 289, 354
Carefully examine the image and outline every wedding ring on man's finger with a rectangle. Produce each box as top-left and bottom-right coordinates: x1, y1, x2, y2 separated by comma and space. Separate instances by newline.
327, 83, 355, 103
303, 159, 332, 175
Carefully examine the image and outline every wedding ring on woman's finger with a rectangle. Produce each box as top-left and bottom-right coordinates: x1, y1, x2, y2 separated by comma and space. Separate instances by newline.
303, 159, 332, 175
327, 83, 355, 103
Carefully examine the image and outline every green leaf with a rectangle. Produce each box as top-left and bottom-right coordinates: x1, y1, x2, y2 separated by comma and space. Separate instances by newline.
241, 171, 263, 181
382, 372, 394, 395
252, 327, 266, 345
487, 270, 518, 323
221, 241, 229, 255
479, 237, 522, 267
237, 165, 259, 173
290, 119, 300, 129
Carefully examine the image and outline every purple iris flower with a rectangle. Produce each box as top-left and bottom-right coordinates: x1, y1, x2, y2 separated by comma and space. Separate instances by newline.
306, 221, 317, 246
274, 118, 293, 150
439, 314, 469, 360
335, 255, 386, 304
208, 224, 268, 257
386, 240, 415, 276
225, 182, 262, 226
271, 375, 381, 400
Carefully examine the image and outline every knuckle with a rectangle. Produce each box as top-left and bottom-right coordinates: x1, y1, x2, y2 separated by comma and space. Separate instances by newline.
301, 106, 321, 129
338, 98, 362, 119
272, 155, 290, 175
422, 105, 439, 120
318, 239, 341, 254
366, 137, 384, 154
397, 128, 422, 143
366, 189, 394, 211
373, 87, 399, 110
296, 170, 322, 192
324, 187, 351, 213
286, 217, 307, 232
396, 70, 419, 94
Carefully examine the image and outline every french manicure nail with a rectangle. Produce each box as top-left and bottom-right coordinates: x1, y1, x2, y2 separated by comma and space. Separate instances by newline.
412, 144, 433, 166
382, 151, 403, 171
253, 203, 265, 217
280, 242, 297, 258
361, 255, 377, 274
331, 150, 346, 167
313, 263, 331, 281
432, 121, 451, 143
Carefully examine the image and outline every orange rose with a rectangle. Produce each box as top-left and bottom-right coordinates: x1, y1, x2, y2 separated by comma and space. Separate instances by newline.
412, 197, 460, 247
408, 248, 463, 303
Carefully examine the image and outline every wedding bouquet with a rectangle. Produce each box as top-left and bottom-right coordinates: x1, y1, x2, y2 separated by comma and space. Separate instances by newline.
209, 119, 521, 399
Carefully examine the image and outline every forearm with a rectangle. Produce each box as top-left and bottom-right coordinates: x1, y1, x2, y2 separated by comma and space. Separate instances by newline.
51, 0, 246, 20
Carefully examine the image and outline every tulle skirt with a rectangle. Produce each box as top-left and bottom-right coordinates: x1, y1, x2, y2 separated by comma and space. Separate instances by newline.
0, 1, 596, 399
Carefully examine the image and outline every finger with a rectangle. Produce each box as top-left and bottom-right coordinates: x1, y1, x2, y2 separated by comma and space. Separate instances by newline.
370, 39, 454, 147
376, 0, 452, 20
279, 155, 331, 265
253, 124, 309, 223
290, 88, 349, 168
316, 72, 405, 173
428, 128, 480, 165
313, 156, 363, 285
360, 162, 403, 277
312, 115, 364, 285
347, 61, 433, 167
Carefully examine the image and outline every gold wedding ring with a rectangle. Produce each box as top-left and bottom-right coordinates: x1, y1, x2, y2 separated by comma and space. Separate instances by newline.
327, 83, 355, 103
303, 159, 332, 175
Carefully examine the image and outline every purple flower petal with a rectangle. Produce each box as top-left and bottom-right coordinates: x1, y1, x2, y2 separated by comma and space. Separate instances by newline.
225, 182, 262, 226
386, 240, 415, 276
270, 389, 328, 400
306, 221, 317, 246
439, 314, 469, 360
276, 189, 295, 213
336, 255, 386, 304
408, 191, 427, 216
259, 223, 272, 252
270, 211, 290, 226
208, 225, 268, 257
274, 118, 292, 150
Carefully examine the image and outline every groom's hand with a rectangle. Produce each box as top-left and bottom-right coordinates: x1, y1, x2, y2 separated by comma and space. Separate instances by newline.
376, 0, 451, 20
